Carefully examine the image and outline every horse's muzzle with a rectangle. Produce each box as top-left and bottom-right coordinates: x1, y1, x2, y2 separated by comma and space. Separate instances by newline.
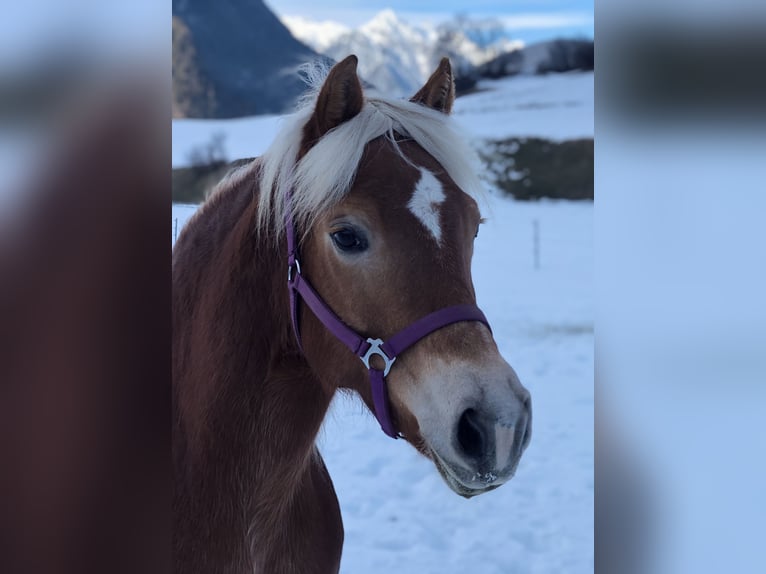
430, 383, 532, 497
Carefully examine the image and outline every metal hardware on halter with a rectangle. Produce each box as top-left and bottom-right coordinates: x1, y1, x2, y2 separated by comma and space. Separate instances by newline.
287, 259, 301, 282
360, 338, 396, 376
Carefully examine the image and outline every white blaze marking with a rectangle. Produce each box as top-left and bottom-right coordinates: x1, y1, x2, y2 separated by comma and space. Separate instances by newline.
407, 168, 446, 245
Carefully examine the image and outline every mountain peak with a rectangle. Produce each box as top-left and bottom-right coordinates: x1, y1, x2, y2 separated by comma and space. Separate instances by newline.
361, 9, 409, 36
359, 9, 428, 48
282, 15, 350, 52
368, 9, 399, 26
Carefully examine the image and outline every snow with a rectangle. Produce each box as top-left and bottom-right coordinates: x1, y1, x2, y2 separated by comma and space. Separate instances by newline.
171, 114, 282, 168
171, 72, 593, 168
171, 203, 198, 244
454, 72, 594, 142
171, 70, 593, 572
281, 15, 350, 53
282, 10, 518, 96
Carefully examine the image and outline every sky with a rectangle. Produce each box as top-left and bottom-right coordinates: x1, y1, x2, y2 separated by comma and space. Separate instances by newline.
265, 0, 594, 43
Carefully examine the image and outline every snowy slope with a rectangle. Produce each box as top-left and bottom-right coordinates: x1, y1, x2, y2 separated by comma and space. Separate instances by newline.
454, 72, 594, 141
171, 71, 593, 168
280, 15, 350, 53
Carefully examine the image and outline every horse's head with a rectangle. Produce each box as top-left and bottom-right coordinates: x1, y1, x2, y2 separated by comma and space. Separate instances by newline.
266, 56, 531, 497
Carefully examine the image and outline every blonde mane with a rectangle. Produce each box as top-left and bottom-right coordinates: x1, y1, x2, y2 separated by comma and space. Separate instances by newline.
253, 63, 485, 239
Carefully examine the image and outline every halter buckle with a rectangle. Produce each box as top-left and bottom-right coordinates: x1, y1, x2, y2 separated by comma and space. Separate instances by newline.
360, 338, 396, 376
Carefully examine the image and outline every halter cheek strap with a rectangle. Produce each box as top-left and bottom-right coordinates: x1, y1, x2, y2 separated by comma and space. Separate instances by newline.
285, 200, 491, 439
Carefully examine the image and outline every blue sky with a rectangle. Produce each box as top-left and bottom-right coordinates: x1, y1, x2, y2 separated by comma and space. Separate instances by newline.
266, 0, 593, 42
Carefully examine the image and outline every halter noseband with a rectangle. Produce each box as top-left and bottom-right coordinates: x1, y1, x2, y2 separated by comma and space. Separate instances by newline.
285, 195, 491, 439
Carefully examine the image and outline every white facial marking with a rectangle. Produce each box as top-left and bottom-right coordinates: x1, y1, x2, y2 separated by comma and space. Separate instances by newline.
408, 168, 446, 245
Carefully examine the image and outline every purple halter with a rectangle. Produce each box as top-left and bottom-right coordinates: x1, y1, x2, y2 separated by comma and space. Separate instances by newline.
285, 198, 491, 439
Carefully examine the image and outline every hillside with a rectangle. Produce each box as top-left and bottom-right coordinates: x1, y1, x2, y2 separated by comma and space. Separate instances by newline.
172, 71, 594, 201
172, 0, 320, 118
477, 39, 594, 79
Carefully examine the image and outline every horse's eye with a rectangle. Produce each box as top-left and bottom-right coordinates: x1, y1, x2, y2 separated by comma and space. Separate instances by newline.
331, 228, 368, 253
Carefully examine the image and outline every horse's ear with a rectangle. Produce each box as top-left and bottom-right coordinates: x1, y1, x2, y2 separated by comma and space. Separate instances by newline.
410, 57, 455, 115
304, 55, 364, 148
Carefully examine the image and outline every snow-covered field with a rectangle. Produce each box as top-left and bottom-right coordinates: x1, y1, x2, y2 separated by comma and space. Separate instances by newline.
455, 72, 593, 141
171, 72, 593, 167
172, 72, 593, 572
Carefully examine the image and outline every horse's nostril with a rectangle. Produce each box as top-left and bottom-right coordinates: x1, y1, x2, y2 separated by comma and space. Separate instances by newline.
457, 408, 486, 461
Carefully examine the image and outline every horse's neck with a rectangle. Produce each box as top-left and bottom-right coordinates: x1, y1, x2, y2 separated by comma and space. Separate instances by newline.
172, 166, 336, 568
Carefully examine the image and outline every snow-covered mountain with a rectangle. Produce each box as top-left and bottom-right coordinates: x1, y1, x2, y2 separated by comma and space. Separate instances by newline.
279, 16, 350, 54
282, 10, 521, 96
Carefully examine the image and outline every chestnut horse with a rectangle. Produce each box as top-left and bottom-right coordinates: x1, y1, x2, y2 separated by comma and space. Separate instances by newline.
173, 56, 532, 573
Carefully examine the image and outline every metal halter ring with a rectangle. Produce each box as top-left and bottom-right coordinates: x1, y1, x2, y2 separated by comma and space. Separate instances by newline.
287, 259, 301, 282
360, 338, 396, 376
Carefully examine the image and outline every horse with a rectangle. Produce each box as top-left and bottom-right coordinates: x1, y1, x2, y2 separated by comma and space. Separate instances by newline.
172, 55, 532, 573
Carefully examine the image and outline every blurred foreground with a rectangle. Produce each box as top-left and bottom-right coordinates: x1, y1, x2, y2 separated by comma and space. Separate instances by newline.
0, 4, 170, 572
0, 66, 170, 574
596, 5, 766, 574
